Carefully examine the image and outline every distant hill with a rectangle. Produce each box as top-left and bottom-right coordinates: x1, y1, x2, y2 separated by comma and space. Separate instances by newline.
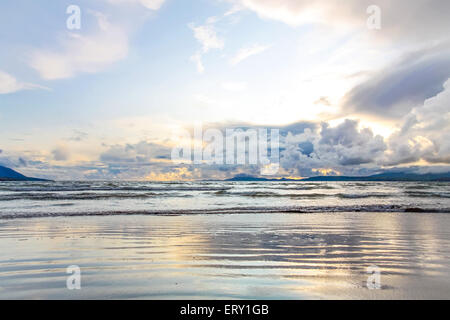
226, 172, 450, 182
303, 172, 450, 182
0, 165, 49, 181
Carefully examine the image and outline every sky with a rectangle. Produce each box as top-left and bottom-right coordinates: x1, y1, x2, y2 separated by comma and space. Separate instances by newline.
0, 0, 449, 180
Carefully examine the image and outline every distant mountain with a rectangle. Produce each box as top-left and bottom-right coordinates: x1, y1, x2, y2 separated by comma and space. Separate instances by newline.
0, 165, 49, 181
304, 172, 450, 182
226, 172, 450, 182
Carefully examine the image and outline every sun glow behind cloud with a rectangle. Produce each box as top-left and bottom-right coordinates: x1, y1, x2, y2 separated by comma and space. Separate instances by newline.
145, 167, 193, 181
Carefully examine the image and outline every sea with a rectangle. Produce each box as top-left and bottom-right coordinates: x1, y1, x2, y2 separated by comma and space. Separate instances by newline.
0, 180, 449, 219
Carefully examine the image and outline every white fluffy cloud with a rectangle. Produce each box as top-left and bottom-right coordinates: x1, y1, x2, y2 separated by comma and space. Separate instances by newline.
28, 0, 167, 80
30, 11, 129, 80
0, 71, 44, 94
189, 22, 225, 73
278, 80, 450, 174
189, 23, 224, 53
0, 71, 28, 94
278, 119, 387, 176
384, 78, 450, 165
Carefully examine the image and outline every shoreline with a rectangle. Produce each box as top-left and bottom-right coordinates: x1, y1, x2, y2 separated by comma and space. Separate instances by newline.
1, 206, 449, 220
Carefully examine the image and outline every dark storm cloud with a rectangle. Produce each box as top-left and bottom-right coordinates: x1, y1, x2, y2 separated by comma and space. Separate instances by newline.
343, 46, 450, 119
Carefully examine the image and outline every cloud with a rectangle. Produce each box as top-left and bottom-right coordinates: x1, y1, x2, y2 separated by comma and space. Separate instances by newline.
30, 11, 129, 80
106, 0, 166, 10
0, 71, 27, 94
97, 141, 206, 180
185, 120, 385, 177
190, 52, 205, 73
342, 44, 450, 119
277, 119, 387, 177
319, 120, 387, 165
314, 96, 331, 106
100, 141, 172, 164
189, 23, 224, 53
5, 112, 450, 180
146, 167, 194, 181
0, 70, 47, 94
138, 0, 165, 10
230, 44, 270, 65
189, 19, 225, 73
234, 0, 450, 43
383, 78, 450, 165
66, 130, 89, 142
52, 146, 70, 161
234, 0, 324, 27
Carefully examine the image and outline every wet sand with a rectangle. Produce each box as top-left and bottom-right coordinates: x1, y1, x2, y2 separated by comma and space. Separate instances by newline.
1, 212, 450, 299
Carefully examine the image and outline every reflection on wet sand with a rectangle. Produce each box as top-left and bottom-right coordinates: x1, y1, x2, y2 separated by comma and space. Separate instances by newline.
1, 212, 450, 299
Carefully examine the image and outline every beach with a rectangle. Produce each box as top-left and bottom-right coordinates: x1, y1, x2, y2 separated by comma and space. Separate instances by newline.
1, 211, 450, 299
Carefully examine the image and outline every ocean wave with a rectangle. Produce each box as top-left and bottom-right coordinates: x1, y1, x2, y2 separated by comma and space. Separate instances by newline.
405, 191, 450, 198
0, 192, 193, 201
0, 186, 231, 192
337, 193, 391, 199
212, 190, 330, 198
213, 190, 392, 199
264, 185, 336, 190
0, 181, 232, 192
1, 204, 449, 220
403, 185, 434, 190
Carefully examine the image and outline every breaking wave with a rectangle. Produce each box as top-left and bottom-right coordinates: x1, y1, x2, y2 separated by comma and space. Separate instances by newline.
405, 191, 450, 198
0, 192, 193, 201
